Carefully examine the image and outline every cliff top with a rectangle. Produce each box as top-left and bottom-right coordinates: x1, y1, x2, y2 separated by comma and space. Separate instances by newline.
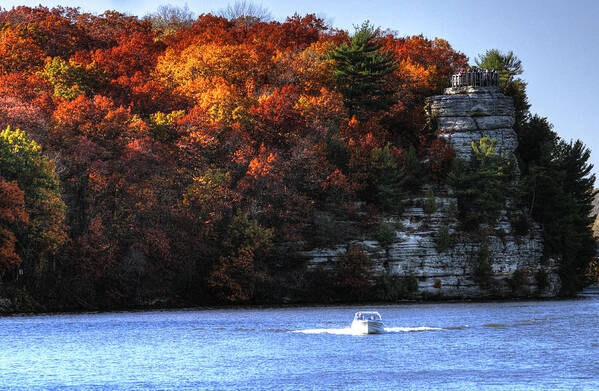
444, 85, 504, 95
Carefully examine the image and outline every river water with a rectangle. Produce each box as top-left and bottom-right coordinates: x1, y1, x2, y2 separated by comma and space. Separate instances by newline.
1, 295, 598, 390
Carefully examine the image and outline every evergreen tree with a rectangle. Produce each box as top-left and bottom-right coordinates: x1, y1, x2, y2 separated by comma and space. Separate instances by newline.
517, 116, 596, 294
516, 115, 557, 176
535, 140, 596, 294
328, 21, 397, 119
448, 137, 517, 232
475, 49, 522, 85
476, 49, 530, 127
369, 144, 405, 213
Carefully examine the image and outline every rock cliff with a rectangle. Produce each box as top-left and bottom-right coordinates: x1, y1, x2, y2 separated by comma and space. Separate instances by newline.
302, 85, 561, 299
427, 86, 519, 161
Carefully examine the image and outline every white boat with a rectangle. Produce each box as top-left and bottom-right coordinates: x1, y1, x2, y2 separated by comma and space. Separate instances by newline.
351, 311, 385, 334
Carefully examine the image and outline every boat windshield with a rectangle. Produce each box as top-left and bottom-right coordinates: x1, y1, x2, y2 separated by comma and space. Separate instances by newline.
354, 312, 381, 321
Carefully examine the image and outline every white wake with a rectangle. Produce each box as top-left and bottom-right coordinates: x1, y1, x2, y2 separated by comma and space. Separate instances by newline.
385, 326, 442, 332
292, 326, 449, 334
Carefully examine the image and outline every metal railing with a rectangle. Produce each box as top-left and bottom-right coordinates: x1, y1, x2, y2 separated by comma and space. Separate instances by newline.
451, 70, 499, 88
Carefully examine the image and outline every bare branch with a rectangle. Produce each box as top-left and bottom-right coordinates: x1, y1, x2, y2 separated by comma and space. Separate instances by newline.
144, 4, 195, 35
216, 1, 272, 26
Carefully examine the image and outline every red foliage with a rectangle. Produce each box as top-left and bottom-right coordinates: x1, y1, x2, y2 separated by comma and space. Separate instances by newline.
0, 179, 28, 225
248, 85, 304, 147
250, 14, 328, 51
428, 138, 456, 180
0, 179, 28, 274
0, 96, 50, 143
0, 25, 45, 75
91, 32, 164, 77
0, 5, 470, 303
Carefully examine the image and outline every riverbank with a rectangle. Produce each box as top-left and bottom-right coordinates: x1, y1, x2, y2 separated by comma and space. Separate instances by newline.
3, 285, 597, 317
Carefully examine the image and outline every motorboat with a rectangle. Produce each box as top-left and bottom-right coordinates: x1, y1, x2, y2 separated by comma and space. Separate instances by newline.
351, 311, 385, 334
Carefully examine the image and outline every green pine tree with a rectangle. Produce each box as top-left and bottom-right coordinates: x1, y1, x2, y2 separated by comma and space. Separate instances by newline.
516, 115, 596, 294
328, 21, 397, 119
476, 49, 530, 127
529, 139, 596, 295
448, 138, 517, 232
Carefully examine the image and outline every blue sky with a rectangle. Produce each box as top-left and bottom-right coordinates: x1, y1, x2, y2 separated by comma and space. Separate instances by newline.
3, 0, 599, 178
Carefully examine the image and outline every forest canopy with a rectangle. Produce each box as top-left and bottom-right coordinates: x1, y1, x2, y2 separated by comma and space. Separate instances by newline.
0, 5, 594, 308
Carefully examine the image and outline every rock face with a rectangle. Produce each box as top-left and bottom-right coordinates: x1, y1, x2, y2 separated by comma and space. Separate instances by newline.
302, 85, 561, 299
426, 86, 518, 161
304, 191, 561, 299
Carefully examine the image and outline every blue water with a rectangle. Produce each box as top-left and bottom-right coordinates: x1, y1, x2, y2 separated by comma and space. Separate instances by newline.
1, 297, 598, 390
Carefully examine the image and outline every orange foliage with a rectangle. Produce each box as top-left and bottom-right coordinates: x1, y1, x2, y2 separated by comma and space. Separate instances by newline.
0, 179, 28, 225
247, 151, 278, 179
248, 85, 304, 147
92, 32, 163, 77
382, 34, 467, 93
0, 5, 469, 303
0, 26, 45, 75
0, 179, 28, 274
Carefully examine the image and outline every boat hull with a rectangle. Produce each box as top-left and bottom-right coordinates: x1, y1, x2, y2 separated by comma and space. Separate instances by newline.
351, 320, 385, 334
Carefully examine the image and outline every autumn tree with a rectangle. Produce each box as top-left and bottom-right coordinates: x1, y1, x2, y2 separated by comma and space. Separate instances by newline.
335, 244, 373, 301
0, 127, 66, 284
0, 25, 45, 75
0, 94, 51, 144
381, 35, 467, 147
428, 138, 456, 181
208, 212, 273, 302
0, 178, 28, 278
40, 57, 106, 100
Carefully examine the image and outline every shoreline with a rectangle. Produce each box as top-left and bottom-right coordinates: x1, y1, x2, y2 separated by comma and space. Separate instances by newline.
2, 293, 593, 318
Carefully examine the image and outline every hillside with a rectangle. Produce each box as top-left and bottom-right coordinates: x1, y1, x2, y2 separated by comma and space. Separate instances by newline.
0, 6, 595, 312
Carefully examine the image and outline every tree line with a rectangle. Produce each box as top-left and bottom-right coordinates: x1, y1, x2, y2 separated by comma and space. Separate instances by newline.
0, 6, 594, 309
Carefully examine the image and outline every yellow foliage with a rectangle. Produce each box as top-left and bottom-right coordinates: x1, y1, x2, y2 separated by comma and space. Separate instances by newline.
176, 76, 254, 124
296, 88, 347, 130
271, 41, 335, 92
156, 43, 261, 88
396, 59, 433, 91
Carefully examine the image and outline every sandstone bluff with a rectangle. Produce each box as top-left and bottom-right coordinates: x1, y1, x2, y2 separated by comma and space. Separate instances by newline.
302, 84, 561, 299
